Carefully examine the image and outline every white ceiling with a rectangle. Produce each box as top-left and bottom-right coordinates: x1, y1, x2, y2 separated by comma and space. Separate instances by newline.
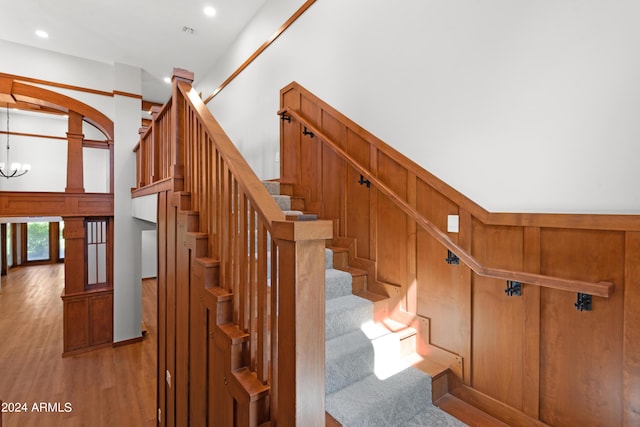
0, 0, 268, 103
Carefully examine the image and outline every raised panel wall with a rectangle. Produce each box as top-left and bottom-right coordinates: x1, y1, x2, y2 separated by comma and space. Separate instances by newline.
280, 82, 640, 426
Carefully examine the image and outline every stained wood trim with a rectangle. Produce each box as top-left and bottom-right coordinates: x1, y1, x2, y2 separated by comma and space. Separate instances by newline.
0, 130, 67, 141
0, 72, 114, 98
451, 385, 550, 427
113, 336, 144, 347
280, 107, 615, 298
0, 72, 141, 101
10, 80, 114, 141
83, 139, 110, 149
131, 177, 181, 198
0, 192, 114, 217
0, 130, 108, 148
179, 81, 286, 229
623, 232, 640, 426
522, 227, 541, 418
203, 0, 317, 104
113, 90, 142, 100
279, 82, 640, 232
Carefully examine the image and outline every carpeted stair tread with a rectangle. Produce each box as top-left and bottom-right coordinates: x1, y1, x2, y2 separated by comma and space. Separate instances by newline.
326, 268, 353, 300
262, 181, 280, 195
271, 194, 291, 210
400, 405, 469, 427
326, 367, 433, 427
325, 295, 372, 340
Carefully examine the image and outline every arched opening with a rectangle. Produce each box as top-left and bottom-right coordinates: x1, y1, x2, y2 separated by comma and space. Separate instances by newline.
0, 76, 115, 355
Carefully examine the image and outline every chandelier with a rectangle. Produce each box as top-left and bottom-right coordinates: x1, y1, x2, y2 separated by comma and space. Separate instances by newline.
0, 104, 30, 178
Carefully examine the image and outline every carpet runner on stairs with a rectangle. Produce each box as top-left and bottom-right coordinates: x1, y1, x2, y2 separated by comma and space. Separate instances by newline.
263, 181, 467, 426
324, 248, 468, 427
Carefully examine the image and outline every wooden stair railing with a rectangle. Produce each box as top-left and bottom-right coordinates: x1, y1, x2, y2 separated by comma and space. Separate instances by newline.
133, 69, 332, 426
278, 107, 614, 298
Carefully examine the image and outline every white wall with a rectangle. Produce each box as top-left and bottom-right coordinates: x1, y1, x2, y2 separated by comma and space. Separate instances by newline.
0, 110, 110, 192
141, 229, 158, 279
0, 110, 67, 191
197, 0, 640, 214
112, 63, 146, 342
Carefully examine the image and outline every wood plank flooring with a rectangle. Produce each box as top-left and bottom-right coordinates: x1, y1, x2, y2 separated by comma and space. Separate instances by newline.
0, 265, 157, 427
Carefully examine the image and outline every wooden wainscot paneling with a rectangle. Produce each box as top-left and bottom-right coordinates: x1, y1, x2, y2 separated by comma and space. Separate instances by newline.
624, 232, 640, 427
471, 220, 525, 412
345, 128, 372, 260
375, 152, 408, 289
539, 228, 625, 426
278, 81, 640, 426
415, 180, 468, 366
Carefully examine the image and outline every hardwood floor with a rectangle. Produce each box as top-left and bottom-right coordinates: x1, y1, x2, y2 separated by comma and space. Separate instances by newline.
0, 265, 157, 427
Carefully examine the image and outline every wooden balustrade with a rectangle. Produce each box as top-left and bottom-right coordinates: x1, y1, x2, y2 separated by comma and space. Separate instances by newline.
134, 70, 331, 426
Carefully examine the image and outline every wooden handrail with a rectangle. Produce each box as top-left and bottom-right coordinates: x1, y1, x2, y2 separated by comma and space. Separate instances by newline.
279, 107, 615, 298
179, 81, 286, 229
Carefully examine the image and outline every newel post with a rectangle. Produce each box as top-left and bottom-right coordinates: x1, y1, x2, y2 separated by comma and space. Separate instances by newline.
170, 68, 194, 183
271, 220, 333, 427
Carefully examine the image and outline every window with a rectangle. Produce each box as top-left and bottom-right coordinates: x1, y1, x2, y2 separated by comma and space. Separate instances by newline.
59, 221, 65, 259
86, 219, 108, 287
27, 222, 50, 261
7, 223, 12, 267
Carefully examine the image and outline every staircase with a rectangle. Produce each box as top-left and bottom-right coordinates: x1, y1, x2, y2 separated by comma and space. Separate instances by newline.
265, 182, 467, 427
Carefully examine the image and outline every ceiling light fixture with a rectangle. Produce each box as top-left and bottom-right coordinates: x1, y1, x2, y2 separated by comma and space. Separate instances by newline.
35, 29, 49, 39
163, 77, 171, 84
0, 105, 31, 179
204, 6, 216, 17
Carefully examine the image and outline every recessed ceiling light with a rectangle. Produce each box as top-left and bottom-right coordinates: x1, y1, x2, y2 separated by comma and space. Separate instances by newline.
204, 6, 216, 17
35, 29, 49, 39
163, 77, 171, 84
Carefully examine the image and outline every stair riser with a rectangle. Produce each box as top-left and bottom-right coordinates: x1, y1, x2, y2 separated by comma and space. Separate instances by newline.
290, 197, 305, 211
331, 250, 349, 269
400, 334, 417, 360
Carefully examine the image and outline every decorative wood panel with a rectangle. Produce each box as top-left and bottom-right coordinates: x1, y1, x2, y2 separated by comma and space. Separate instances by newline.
62, 289, 113, 355
279, 81, 640, 427
376, 152, 408, 287
63, 298, 90, 351
539, 229, 625, 426
89, 293, 113, 345
471, 221, 524, 411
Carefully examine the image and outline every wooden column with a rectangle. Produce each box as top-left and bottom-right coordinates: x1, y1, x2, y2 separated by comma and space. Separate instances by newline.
62, 217, 86, 294
61, 216, 113, 355
272, 220, 333, 427
137, 127, 148, 188
150, 105, 162, 182
66, 111, 85, 193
